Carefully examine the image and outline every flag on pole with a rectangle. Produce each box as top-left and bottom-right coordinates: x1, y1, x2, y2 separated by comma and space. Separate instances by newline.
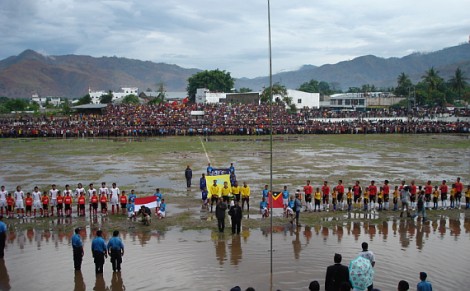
268, 192, 284, 208
134, 195, 157, 212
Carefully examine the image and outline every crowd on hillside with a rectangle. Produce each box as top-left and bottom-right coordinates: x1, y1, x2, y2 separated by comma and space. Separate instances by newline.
0, 103, 469, 137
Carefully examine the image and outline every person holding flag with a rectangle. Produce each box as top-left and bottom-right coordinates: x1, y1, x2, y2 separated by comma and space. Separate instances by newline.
209, 180, 220, 213
241, 182, 250, 211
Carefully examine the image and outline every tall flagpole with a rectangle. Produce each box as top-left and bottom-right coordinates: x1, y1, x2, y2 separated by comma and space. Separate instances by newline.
267, 0, 274, 277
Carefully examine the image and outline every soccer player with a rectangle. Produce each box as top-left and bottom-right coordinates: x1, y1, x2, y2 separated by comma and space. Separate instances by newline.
304, 180, 313, 212
331, 187, 338, 211
221, 181, 231, 203
154, 188, 163, 215
363, 188, 369, 211
352, 181, 362, 209
209, 181, 219, 213
336, 180, 345, 211
77, 192, 86, 217
260, 196, 269, 218
128, 190, 136, 205
99, 182, 109, 201
241, 182, 250, 211
0, 186, 7, 216
424, 181, 433, 210
32, 186, 42, 217
465, 185, 470, 209
119, 191, 128, 215
314, 187, 321, 212
346, 187, 353, 212
393, 186, 399, 211
322, 181, 330, 211
75, 183, 85, 215
49, 184, 59, 216
25, 192, 33, 218
109, 183, 120, 215
377, 187, 383, 211
99, 191, 108, 215
282, 186, 289, 216
14, 186, 25, 218
157, 199, 166, 219
6, 193, 14, 218
87, 184, 95, 215
56, 190, 64, 217
410, 180, 417, 210
90, 190, 99, 216
449, 184, 456, 209
439, 180, 449, 209
231, 181, 241, 202
383, 180, 390, 210
64, 188, 73, 217
455, 177, 463, 209
41, 191, 50, 217
368, 180, 377, 211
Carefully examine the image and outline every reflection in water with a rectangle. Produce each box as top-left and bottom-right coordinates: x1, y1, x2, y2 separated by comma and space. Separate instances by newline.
74, 271, 86, 291
110, 272, 125, 291
212, 231, 226, 265
291, 228, 301, 260
94, 274, 108, 291
0, 259, 11, 291
230, 235, 242, 266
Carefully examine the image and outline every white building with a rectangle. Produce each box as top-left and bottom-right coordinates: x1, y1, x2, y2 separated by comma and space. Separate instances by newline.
31, 93, 47, 105
285, 89, 320, 109
88, 87, 139, 104
195, 88, 227, 104
329, 93, 367, 110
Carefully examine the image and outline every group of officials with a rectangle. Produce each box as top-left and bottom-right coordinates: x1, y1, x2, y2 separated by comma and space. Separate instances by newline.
72, 228, 124, 274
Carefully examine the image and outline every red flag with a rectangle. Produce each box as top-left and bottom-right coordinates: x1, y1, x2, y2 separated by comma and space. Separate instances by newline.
268, 192, 284, 208
134, 195, 157, 212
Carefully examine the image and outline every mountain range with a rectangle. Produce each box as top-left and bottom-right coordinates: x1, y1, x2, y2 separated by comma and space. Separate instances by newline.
0, 43, 469, 98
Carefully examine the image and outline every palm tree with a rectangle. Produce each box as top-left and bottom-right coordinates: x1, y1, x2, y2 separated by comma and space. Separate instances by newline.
449, 68, 467, 99
422, 67, 444, 104
395, 72, 412, 96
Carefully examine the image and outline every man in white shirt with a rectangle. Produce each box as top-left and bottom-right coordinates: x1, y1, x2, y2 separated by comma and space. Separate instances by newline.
32, 186, 43, 217
75, 183, 85, 214
49, 184, 59, 216
14, 185, 25, 218
109, 183, 120, 215
0, 186, 7, 216
358, 242, 375, 291
87, 184, 96, 215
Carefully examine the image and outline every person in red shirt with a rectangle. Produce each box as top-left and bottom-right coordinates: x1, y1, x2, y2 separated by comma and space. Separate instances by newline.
91, 192, 99, 216
455, 177, 463, 209
78, 193, 86, 217
383, 180, 390, 210
25, 192, 33, 218
424, 181, 433, 209
336, 180, 345, 210
410, 180, 417, 209
119, 191, 128, 215
303, 180, 313, 212
368, 181, 378, 210
439, 180, 448, 209
352, 181, 362, 209
56, 191, 64, 217
64, 190, 73, 218
41, 191, 50, 217
322, 181, 330, 211
6, 193, 15, 218
100, 193, 108, 215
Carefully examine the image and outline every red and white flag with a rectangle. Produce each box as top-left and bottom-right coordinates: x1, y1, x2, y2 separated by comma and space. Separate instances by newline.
134, 195, 157, 212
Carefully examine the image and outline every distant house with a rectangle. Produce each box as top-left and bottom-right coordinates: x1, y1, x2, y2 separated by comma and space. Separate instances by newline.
286, 89, 319, 109
31, 93, 47, 106
139, 91, 187, 102
225, 92, 260, 104
329, 93, 367, 111
88, 87, 139, 104
195, 88, 226, 104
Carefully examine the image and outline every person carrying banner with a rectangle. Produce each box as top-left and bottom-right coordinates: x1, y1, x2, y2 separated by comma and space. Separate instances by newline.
209, 180, 220, 213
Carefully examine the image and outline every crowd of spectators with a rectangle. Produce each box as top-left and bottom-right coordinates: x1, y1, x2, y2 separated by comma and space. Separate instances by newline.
0, 103, 469, 138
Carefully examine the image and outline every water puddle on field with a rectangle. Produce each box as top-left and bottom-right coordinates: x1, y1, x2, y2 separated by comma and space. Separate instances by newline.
2, 214, 469, 290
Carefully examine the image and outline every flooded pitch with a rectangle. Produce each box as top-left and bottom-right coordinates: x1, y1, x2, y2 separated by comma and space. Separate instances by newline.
1, 215, 469, 290
0, 134, 469, 290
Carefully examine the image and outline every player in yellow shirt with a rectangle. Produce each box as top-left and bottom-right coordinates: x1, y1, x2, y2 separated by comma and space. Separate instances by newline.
314, 188, 321, 212
240, 182, 250, 211
393, 186, 399, 211
209, 180, 220, 213
465, 185, 470, 210
363, 188, 370, 211
231, 181, 241, 203
331, 187, 338, 211
221, 181, 231, 203
450, 184, 456, 209
377, 188, 384, 211
346, 187, 353, 212
432, 186, 440, 210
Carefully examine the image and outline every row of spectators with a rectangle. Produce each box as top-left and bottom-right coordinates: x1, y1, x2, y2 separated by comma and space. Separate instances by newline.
0, 104, 469, 137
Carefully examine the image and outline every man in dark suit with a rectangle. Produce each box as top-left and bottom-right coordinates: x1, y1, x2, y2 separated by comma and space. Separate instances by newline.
325, 253, 350, 291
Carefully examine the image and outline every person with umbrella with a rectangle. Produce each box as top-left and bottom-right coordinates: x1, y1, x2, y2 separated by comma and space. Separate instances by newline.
357, 242, 375, 290
349, 255, 374, 291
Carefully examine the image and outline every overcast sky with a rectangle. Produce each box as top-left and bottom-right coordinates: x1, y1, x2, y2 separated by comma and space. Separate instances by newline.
1, 0, 469, 78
